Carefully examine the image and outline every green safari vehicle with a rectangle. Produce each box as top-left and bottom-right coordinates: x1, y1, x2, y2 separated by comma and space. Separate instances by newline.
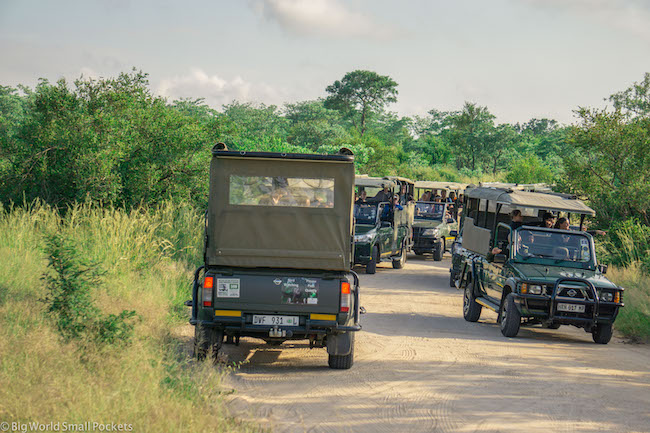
353, 175, 414, 274
188, 144, 361, 369
454, 186, 624, 344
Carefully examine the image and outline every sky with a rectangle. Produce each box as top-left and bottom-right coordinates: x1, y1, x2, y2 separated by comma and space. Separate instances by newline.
1, 0, 650, 124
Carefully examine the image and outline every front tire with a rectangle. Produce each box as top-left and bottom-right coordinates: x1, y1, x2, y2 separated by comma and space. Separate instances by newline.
366, 246, 378, 274
433, 241, 443, 261
500, 293, 521, 338
328, 333, 354, 369
449, 272, 457, 288
463, 279, 482, 322
392, 244, 406, 269
592, 322, 613, 344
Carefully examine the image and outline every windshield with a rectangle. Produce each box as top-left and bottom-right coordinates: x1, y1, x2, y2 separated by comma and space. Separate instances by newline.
354, 203, 378, 225
415, 202, 446, 220
514, 228, 594, 265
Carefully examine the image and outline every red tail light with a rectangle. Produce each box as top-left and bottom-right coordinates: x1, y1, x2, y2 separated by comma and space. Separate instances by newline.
203, 276, 214, 307
340, 281, 351, 313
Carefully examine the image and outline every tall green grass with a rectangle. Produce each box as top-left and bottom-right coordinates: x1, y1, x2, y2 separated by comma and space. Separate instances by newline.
608, 265, 650, 342
0, 201, 258, 432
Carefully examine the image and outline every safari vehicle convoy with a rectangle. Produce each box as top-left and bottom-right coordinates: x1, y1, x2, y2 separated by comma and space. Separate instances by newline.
451, 186, 624, 344
411, 181, 463, 260
188, 144, 361, 369
353, 175, 414, 274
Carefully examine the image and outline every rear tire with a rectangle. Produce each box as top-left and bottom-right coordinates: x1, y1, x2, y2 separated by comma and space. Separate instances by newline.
546, 323, 561, 330
463, 280, 482, 322
392, 244, 406, 269
500, 293, 521, 338
592, 322, 613, 344
366, 246, 378, 274
194, 326, 223, 361
328, 333, 354, 369
449, 272, 457, 288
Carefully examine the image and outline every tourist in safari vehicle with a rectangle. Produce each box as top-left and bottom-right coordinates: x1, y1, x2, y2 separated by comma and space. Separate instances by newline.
353, 175, 414, 274
411, 181, 466, 260
452, 185, 624, 344
188, 144, 361, 369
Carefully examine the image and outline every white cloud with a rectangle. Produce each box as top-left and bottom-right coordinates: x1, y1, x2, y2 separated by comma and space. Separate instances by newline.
522, 0, 650, 41
251, 0, 394, 40
156, 68, 291, 108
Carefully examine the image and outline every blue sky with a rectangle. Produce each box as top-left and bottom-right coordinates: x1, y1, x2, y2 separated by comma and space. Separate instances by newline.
1, 0, 649, 124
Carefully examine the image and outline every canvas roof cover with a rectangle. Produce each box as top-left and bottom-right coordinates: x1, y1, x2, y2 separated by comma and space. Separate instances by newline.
355, 175, 396, 188
465, 187, 595, 216
415, 181, 469, 190
207, 151, 355, 271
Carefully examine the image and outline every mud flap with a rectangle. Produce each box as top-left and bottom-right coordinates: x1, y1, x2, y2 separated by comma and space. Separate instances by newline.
327, 332, 352, 356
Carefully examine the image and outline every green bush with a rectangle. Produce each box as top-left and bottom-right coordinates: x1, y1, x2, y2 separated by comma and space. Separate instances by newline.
598, 218, 650, 274
42, 233, 137, 347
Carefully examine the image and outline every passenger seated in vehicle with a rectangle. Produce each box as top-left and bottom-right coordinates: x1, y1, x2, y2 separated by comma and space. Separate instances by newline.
372, 184, 392, 203
419, 191, 432, 201
554, 217, 570, 230
381, 195, 403, 222
356, 189, 368, 204
541, 212, 556, 228
510, 209, 524, 230
517, 230, 535, 256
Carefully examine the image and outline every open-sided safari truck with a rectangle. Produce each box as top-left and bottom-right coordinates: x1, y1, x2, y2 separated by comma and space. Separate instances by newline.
353, 175, 414, 274
452, 186, 624, 344
411, 181, 463, 260
189, 145, 361, 369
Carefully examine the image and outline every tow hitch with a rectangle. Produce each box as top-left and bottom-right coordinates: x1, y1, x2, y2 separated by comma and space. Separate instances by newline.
269, 326, 293, 338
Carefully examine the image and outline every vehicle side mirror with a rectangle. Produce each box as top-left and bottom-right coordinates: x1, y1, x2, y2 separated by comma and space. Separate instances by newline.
598, 264, 608, 274
449, 230, 458, 237
493, 254, 506, 264
380, 221, 392, 228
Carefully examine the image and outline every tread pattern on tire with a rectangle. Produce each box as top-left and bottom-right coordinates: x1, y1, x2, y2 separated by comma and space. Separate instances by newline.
328, 333, 355, 369
592, 322, 613, 344
500, 293, 521, 337
463, 279, 482, 322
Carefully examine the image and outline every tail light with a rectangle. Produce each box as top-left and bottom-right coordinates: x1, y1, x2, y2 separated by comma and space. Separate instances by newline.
203, 276, 214, 307
340, 281, 351, 313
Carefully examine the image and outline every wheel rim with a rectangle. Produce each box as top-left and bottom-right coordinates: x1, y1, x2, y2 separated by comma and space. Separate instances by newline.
500, 302, 507, 329
463, 286, 470, 315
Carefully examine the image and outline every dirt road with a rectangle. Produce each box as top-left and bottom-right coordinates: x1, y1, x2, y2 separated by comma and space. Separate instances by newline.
219, 255, 650, 433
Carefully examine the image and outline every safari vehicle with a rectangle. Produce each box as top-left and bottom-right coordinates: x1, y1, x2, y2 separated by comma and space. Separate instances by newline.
453, 186, 624, 344
354, 175, 414, 274
188, 144, 361, 369
411, 181, 463, 260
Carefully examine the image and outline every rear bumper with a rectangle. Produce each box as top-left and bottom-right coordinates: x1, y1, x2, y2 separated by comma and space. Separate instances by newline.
190, 316, 361, 337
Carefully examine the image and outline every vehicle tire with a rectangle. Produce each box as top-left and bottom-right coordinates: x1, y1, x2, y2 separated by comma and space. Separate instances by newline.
500, 293, 521, 338
433, 242, 443, 261
194, 326, 223, 361
592, 322, 613, 344
392, 244, 406, 269
546, 323, 561, 330
366, 246, 378, 274
449, 271, 456, 288
463, 279, 482, 322
328, 333, 354, 369
414, 250, 423, 256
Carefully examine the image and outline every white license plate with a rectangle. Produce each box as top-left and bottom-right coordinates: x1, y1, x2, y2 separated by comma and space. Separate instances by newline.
557, 303, 586, 313
252, 315, 299, 326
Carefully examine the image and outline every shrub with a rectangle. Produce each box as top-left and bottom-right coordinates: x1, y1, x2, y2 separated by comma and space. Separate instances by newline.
42, 233, 137, 347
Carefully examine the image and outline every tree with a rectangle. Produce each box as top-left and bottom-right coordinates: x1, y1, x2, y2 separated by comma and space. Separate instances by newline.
324, 70, 398, 137
609, 72, 650, 118
447, 102, 495, 171
506, 154, 553, 184
283, 100, 350, 150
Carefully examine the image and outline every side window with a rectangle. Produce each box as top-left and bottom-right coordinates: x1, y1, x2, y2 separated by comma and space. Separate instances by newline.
494, 224, 512, 252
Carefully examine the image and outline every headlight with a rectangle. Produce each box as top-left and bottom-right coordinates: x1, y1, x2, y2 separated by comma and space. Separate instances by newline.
599, 291, 614, 302
421, 228, 439, 237
354, 231, 375, 243
521, 283, 543, 295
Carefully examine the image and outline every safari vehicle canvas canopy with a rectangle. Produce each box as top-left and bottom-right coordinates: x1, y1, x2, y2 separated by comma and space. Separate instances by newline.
355, 175, 396, 189
464, 187, 595, 216
207, 151, 355, 271
415, 181, 468, 191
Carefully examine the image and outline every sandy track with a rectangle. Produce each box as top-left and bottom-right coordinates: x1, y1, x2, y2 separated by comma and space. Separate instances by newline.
217, 255, 650, 433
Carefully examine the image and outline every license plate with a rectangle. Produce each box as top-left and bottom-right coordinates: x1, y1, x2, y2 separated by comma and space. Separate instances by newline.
557, 303, 585, 313
252, 315, 299, 326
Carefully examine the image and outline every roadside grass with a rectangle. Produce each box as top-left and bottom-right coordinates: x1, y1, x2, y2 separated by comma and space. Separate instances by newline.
608, 264, 650, 342
0, 201, 258, 432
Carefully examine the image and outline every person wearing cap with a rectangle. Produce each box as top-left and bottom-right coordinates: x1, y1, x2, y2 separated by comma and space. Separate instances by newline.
381, 194, 403, 222
542, 212, 556, 228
